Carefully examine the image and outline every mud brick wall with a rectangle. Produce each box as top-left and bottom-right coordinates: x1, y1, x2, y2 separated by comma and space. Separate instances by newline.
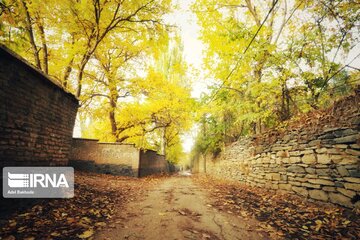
202, 91, 360, 208
0, 45, 78, 167
139, 150, 168, 177
70, 139, 170, 177
69, 138, 140, 177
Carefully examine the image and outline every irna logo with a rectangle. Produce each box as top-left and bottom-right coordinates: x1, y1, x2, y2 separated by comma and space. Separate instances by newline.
3, 167, 74, 198
8, 172, 69, 188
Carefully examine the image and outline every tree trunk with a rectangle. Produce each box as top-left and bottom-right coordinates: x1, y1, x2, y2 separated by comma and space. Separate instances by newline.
36, 19, 48, 74
280, 82, 291, 121
109, 98, 117, 140
76, 56, 90, 98
21, 0, 41, 70
63, 58, 73, 88
63, 35, 75, 88
161, 127, 166, 156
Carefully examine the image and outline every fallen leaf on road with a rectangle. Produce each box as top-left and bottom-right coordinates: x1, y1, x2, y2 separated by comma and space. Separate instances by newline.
78, 228, 94, 239
0, 172, 162, 240
179, 210, 186, 215
194, 175, 360, 240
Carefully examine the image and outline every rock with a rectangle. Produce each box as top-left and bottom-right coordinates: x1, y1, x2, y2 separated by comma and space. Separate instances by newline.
339, 156, 359, 165
333, 134, 359, 144
271, 173, 281, 181
345, 164, 358, 169
309, 190, 329, 201
344, 177, 360, 183
334, 181, 344, 188
272, 146, 292, 151
276, 150, 289, 158
305, 174, 318, 179
328, 193, 352, 208
315, 148, 328, 153
333, 129, 357, 138
319, 133, 335, 139
318, 176, 331, 180
302, 154, 316, 164
261, 157, 270, 164
265, 173, 272, 180
288, 181, 302, 186
315, 164, 329, 169
302, 182, 321, 189
289, 156, 301, 163
292, 186, 308, 197
287, 165, 305, 173
300, 149, 314, 155
308, 140, 321, 146
331, 155, 344, 163
289, 151, 301, 156
317, 154, 331, 164
279, 183, 292, 191
334, 144, 349, 149
294, 177, 307, 182
308, 179, 335, 186
337, 188, 356, 198
350, 144, 360, 149
327, 148, 343, 154
322, 127, 340, 133
323, 186, 336, 192
336, 166, 350, 177
306, 167, 316, 174
344, 183, 360, 191
345, 149, 360, 156
316, 168, 330, 176
349, 169, 360, 177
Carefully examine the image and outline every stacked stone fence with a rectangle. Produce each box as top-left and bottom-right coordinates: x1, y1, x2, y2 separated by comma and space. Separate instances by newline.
196, 91, 360, 208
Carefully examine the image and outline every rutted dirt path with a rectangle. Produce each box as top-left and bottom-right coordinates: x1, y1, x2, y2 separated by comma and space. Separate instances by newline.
1, 172, 358, 239
96, 175, 268, 240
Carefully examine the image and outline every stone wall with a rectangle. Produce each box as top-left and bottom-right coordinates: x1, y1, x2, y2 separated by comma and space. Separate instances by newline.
200, 91, 360, 208
0, 45, 78, 167
192, 153, 207, 173
139, 150, 168, 177
69, 138, 140, 177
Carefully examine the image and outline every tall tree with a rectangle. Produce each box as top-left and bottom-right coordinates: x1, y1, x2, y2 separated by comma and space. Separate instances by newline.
66, 0, 171, 97
0, 0, 171, 96
81, 36, 194, 162
192, 0, 359, 155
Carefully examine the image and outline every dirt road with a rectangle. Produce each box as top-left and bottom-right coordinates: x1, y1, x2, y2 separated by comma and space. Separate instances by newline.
1, 172, 357, 239
96, 175, 267, 240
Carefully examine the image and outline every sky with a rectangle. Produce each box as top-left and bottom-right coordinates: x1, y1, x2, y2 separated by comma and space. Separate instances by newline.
164, 0, 206, 153
164, 0, 208, 98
